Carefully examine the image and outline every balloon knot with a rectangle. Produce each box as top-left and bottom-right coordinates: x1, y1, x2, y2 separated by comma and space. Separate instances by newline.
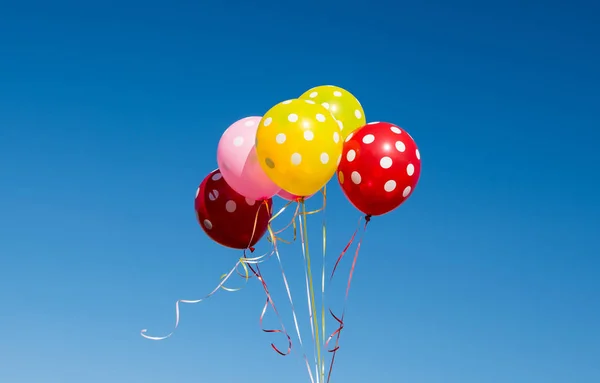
249, 246, 255, 253
365, 214, 372, 223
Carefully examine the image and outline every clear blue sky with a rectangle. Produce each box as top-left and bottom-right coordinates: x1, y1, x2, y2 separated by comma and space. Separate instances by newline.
1, 1, 599, 382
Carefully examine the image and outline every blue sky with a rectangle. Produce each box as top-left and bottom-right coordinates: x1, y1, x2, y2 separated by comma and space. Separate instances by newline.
1, 0, 599, 382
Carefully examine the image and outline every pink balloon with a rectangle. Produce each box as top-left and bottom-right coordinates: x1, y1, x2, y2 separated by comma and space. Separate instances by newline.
277, 189, 315, 201
217, 116, 280, 200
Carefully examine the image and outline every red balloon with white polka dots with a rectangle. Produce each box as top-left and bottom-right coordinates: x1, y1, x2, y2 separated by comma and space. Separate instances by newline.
337, 122, 421, 216
195, 169, 273, 250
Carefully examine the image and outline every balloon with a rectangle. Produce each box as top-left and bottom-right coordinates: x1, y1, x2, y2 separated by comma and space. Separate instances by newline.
299, 85, 366, 141
337, 122, 421, 216
256, 99, 343, 197
277, 189, 314, 201
217, 116, 280, 200
195, 169, 273, 249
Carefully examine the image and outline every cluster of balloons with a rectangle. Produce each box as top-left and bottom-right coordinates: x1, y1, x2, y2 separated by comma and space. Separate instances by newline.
195, 85, 421, 249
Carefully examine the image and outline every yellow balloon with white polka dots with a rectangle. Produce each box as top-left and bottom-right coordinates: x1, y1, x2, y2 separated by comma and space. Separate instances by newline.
256, 98, 343, 197
299, 85, 366, 141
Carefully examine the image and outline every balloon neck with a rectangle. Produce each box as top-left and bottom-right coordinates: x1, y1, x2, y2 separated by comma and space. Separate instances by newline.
365, 214, 372, 223
249, 246, 255, 253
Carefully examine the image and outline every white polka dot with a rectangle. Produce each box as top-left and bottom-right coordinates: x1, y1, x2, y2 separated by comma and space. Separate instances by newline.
288, 113, 299, 122
362, 134, 375, 144
333, 131, 340, 143
345, 132, 354, 142
245, 198, 255, 206
354, 109, 362, 119
282, 99, 293, 104
390, 126, 401, 134
380, 156, 393, 169
322, 102, 330, 110
336, 154, 341, 165
305, 100, 315, 104
263, 117, 272, 126
211, 173, 222, 181
203, 219, 213, 230
276, 133, 286, 144
233, 136, 244, 147
384, 180, 396, 192
402, 186, 412, 197
338, 171, 344, 184
333, 90, 342, 97
416, 149, 421, 160
320, 152, 329, 164
244, 120, 256, 127
368, 121, 380, 125
309, 91, 318, 98
225, 200, 237, 212
291, 153, 302, 165
346, 149, 356, 162
208, 189, 219, 201
407, 164, 415, 176
395, 141, 406, 152
304, 130, 314, 141
316, 113, 326, 122
337, 120, 344, 130
351, 171, 362, 184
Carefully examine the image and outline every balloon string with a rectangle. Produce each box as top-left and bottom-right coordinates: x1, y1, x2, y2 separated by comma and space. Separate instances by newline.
140, 250, 271, 340
299, 200, 323, 383
246, 199, 272, 251
221, 200, 283, 281
269, 201, 300, 244
297, 207, 319, 381
220, 261, 252, 291
141, 199, 278, 340
329, 216, 363, 281
320, 187, 328, 382
243, 250, 292, 356
267, 214, 315, 383
269, 188, 327, 245
239, 200, 301, 357
304, 188, 327, 216
325, 215, 371, 383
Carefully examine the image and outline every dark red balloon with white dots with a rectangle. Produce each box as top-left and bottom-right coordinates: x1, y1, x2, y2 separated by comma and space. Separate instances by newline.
195, 169, 273, 249
337, 122, 421, 216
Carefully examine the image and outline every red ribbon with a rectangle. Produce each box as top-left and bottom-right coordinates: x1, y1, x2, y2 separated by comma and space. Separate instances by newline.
326, 214, 371, 383
244, 251, 292, 356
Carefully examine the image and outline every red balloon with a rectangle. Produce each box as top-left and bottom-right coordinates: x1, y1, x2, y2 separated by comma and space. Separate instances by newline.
195, 169, 273, 249
337, 122, 421, 216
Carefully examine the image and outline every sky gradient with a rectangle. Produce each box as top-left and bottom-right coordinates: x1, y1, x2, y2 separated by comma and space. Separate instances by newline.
1, 1, 599, 382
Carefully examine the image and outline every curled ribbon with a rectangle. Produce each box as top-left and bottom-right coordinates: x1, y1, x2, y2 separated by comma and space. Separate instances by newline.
243, 253, 292, 356
140, 250, 271, 340
140, 200, 274, 340
325, 214, 371, 383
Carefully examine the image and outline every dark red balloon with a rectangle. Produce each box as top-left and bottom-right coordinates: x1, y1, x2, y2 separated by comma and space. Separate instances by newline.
337, 122, 421, 216
195, 169, 273, 249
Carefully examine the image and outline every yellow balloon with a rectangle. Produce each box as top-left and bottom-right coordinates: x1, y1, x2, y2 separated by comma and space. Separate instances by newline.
299, 85, 366, 140
256, 98, 343, 196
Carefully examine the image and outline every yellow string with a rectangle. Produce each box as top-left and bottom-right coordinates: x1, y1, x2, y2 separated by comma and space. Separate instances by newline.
304, 189, 327, 216
301, 199, 322, 380
320, 187, 327, 382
